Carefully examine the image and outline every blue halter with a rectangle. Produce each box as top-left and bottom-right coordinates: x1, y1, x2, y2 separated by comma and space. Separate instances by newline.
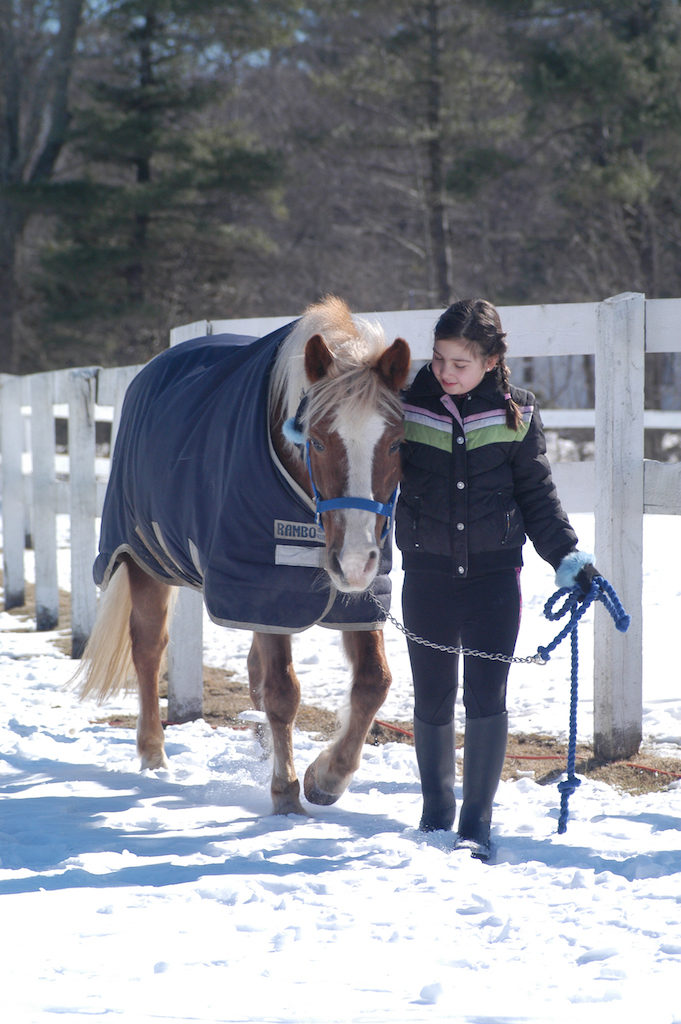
282, 413, 396, 541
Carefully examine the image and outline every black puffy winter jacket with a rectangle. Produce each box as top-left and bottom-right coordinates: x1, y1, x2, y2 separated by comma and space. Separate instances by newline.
395, 364, 578, 577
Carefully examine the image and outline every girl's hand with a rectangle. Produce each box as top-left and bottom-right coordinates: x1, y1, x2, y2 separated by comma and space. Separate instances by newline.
555, 550, 600, 596
574, 562, 601, 597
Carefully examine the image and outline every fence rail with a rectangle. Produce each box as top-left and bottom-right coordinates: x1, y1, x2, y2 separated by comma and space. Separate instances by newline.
1, 293, 680, 759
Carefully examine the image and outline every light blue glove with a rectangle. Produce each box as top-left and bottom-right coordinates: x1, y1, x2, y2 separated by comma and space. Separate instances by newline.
555, 550, 597, 591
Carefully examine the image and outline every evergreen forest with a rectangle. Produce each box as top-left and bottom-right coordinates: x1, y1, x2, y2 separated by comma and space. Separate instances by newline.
2, 0, 680, 376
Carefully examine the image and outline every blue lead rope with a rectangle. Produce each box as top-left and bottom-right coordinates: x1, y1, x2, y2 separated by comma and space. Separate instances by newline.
537, 578, 631, 834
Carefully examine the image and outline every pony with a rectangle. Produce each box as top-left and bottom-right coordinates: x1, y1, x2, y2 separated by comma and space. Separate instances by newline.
75, 296, 410, 815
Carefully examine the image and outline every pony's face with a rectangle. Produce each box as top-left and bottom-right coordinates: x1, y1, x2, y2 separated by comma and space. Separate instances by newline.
307, 407, 404, 591
304, 334, 409, 593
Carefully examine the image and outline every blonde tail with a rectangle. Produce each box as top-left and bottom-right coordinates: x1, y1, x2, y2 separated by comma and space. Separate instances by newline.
71, 563, 136, 703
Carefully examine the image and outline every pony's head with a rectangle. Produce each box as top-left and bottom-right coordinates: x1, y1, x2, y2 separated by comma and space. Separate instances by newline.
271, 296, 410, 593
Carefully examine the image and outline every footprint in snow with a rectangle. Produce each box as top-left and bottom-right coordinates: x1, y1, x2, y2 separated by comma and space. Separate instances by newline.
418, 982, 443, 1004
576, 947, 618, 965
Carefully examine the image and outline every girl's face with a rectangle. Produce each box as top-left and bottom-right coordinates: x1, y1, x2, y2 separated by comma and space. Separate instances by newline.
431, 337, 497, 396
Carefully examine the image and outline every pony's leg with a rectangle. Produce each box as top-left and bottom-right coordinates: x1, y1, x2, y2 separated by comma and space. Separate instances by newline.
250, 632, 305, 815
304, 629, 391, 806
125, 557, 173, 770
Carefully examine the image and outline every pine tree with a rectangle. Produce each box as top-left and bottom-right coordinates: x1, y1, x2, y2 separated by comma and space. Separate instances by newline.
36, 0, 297, 366
484, 0, 681, 300
0, 0, 85, 373
271, 0, 524, 308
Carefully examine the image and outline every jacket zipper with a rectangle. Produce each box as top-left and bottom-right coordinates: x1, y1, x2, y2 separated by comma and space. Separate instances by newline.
497, 492, 511, 545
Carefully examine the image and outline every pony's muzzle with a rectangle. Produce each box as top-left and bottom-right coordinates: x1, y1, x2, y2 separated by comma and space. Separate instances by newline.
329, 550, 379, 591
327, 515, 381, 591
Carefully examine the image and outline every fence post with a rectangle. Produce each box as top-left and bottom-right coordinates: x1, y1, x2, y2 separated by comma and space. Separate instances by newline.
166, 330, 206, 722
30, 372, 59, 630
594, 293, 644, 760
167, 587, 204, 722
69, 369, 99, 657
1, 375, 25, 609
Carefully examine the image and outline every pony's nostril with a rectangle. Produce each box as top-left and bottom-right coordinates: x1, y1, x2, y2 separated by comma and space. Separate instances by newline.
329, 551, 345, 581
366, 549, 379, 571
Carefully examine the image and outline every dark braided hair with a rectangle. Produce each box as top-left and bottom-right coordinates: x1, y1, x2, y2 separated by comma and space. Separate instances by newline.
434, 299, 523, 431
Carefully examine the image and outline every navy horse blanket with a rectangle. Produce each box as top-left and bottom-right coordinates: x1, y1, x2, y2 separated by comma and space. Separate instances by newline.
94, 323, 392, 633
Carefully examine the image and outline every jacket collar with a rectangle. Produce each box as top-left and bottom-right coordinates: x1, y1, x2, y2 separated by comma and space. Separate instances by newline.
407, 363, 503, 405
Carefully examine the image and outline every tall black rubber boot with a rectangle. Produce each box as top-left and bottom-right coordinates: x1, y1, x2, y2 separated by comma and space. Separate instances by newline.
456, 711, 508, 860
413, 715, 456, 832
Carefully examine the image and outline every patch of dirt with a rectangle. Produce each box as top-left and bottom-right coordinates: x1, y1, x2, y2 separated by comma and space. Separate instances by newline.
110, 664, 681, 796
502, 731, 681, 795
4, 575, 680, 796
3, 577, 73, 653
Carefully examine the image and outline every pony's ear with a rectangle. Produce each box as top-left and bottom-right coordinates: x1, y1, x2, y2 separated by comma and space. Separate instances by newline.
376, 337, 410, 392
304, 333, 334, 382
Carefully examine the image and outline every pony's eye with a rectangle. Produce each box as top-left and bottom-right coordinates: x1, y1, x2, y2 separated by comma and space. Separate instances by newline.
389, 440, 402, 454
310, 438, 326, 452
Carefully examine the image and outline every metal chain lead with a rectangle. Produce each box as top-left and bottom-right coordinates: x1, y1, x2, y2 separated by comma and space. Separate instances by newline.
371, 595, 546, 665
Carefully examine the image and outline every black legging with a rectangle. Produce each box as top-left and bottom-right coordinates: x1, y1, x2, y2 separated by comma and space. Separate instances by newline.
402, 568, 521, 725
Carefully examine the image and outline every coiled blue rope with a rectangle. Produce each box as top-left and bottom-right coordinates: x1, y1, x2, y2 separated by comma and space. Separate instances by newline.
537, 577, 630, 834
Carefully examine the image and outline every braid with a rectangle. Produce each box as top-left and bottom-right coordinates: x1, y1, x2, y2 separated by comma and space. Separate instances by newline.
497, 357, 523, 431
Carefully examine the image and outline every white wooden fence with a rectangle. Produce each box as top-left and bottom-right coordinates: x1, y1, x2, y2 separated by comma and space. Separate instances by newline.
1, 292, 680, 760
0, 364, 140, 649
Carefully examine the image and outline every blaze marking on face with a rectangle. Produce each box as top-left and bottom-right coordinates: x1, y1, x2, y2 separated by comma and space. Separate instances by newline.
329, 405, 387, 588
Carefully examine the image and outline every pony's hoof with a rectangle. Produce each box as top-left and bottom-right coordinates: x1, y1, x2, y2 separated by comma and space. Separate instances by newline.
303, 762, 342, 806
273, 797, 307, 816
140, 749, 168, 771
271, 779, 305, 816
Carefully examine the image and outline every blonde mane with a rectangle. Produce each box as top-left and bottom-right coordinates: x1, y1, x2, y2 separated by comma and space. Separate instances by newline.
269, 296, 402, 431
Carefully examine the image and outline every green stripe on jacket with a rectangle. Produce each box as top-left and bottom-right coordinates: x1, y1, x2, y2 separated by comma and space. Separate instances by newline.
465, 420, 530, 450
404, 420, 452, 452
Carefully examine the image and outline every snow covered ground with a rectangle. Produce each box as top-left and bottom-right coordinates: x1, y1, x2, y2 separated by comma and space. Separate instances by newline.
1, 513, 680, 1024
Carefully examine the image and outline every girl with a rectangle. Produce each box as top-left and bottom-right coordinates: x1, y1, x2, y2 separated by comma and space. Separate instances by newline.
395, 299, 597, 860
